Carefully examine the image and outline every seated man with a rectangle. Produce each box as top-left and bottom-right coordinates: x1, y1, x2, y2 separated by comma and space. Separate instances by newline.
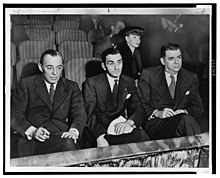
11, 49, 87, 157
83, 47, 149, 147
137, 43, 204, 140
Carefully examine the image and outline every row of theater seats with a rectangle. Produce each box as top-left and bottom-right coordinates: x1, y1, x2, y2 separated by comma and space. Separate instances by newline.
12, 14, 105, 44
14, 57, 102, 88
11, 41, 103, 89
16, 40, 94, 61
23, 28, 104, 44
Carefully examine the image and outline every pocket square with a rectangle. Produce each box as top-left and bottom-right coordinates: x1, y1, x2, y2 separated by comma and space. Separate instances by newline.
185, 90, 190, 95
126, 94, 131, 99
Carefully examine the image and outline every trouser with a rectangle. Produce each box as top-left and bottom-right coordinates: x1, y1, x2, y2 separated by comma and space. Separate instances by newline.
104, 128, 149, 145
18, 133, 79, 157
143, 113, 201, 140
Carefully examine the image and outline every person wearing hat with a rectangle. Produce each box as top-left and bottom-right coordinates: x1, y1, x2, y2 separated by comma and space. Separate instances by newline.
117, 26, 144, 80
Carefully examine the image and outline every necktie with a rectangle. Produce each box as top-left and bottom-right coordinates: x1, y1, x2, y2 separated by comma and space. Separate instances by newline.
49, 84, 55, 103
169, 75, 176, 99
112, 79, 119, 107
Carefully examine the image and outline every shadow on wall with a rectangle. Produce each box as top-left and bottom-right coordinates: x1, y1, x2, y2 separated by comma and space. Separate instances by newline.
20, 63, 41, 79
85, 60, 104, 78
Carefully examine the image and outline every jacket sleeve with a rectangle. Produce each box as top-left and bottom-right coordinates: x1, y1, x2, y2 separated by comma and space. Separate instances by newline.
82, 80, 106, 139
68, 83, 87, 138
126, 79, 145, 127
137, 69, 156, 118
185, 73, 204, 119
11, 79, 33, 138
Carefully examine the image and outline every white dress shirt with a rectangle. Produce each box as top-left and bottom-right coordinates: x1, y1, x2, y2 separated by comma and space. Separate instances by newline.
106, 73, 119, 92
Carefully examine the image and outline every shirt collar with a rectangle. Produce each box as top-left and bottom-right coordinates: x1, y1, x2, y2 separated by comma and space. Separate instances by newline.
44, 80, 58, 93
106, 73, 119, 91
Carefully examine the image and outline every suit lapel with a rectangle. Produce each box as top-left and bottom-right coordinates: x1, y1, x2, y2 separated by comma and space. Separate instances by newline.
116, 75, 128, 111
96, 74, 111, 107
34, 75, 53, 112
174, 70, 188, 109
52, 78, 68, 112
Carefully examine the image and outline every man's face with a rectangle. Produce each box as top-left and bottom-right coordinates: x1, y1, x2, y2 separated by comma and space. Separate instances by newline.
160, 49, 182, 75
39, 54, 63, 84
102, 53, 123, 78
125, 34, 141, 48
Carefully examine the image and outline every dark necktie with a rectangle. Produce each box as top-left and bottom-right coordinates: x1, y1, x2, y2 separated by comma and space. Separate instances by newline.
49, 84, 55, 103
169, 75, 176, 99
112, 79, 119, 107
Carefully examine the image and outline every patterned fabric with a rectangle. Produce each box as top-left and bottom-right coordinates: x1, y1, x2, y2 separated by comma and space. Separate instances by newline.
28, 15, 54, 23
56, 29, 87, 45
11, 42, 17, 66
18, 41, 56, 60
24, 24, 52, 30
25, 29, 55, 43
64, 58, 101, 88
58, 41, 93, 61
53, 20, 79, 32
16, 58, 40, 82
55, 15, 80, 21
87, 29, 105, 43
75, 148, 201, 168
24, 19, 52, 30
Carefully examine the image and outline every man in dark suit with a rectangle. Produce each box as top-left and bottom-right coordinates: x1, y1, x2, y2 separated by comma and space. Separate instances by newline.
117, 26, 144, 80
11, 49, 87, 157
83, 47, 149, 147
138, 43, 203, 140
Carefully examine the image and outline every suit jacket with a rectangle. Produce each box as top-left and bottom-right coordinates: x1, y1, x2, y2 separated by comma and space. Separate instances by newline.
138, 66, 204, 121
83, 73, 145, 138
11, 74, 87, 139
117, 41, 142, 79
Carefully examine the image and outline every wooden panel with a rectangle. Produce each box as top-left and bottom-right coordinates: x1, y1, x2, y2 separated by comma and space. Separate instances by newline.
10, 132, 209, 167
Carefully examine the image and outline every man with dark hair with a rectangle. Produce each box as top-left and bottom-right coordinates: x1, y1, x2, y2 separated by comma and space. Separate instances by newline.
138, 43, 203, 140
117, 26, 144, 80
83, 47, 149, 147
11, 49, 87, 157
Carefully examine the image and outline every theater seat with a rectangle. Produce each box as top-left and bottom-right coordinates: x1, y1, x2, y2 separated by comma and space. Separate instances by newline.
18, 40, 56, 60
16, 59, 41, 82
64, 57, 102, 88
58, 41, 93, 61
56, 29, 87, 45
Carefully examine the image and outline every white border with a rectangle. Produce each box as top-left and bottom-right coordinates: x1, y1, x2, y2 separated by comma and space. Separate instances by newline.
3, 5, 213, 174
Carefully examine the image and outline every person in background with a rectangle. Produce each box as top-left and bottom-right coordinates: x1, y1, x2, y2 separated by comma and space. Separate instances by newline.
83, 47, 149, 147
137, 43, 203, 140
11, 49, 87, 157
94, 21, 125, 58
117, 26, 144, 81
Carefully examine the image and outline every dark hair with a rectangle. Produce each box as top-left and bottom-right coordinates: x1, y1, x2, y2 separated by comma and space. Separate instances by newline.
160, 43, 182, 58
39, 49, 64, 65
101, 47, 121, 63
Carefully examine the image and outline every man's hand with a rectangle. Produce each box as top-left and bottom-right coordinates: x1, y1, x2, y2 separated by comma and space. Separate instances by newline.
33, 127, 50, 142
61, 130, 79, 143
174, 109, 187, 115
114, 120, 135, 135
154, 108, 175, 119
97, 134, 109, 147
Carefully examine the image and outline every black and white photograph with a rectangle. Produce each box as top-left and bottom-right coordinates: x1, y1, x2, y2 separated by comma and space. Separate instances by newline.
3, 3, 215, 174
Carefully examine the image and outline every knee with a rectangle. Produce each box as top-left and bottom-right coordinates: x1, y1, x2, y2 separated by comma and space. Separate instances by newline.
179, 114, 197, 124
